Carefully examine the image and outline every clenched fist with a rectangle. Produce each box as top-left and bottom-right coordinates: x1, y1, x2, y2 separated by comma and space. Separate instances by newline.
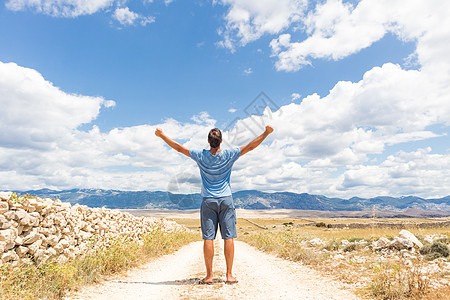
155, 127, 163, 137
265, 125, 274, 134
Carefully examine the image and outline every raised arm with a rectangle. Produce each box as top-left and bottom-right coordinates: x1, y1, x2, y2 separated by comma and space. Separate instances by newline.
155, 128, 190, 157
240, 125, 274, 157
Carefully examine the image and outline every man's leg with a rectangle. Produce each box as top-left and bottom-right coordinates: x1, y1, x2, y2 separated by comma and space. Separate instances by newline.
224, 238, 235, 282
201, 198, 219, 283
203, 239, 214, 282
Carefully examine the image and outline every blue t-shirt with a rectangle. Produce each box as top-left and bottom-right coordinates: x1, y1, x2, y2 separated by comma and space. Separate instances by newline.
189, 148, 241, 198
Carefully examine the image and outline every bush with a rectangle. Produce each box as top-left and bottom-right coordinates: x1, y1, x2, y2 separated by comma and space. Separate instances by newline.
323, 239, 339, 251
316, 222, 327, 227
419, 241, 450, 260
436, 237, 450, 245
430, 242, 450, 257
343, 243, 358, 252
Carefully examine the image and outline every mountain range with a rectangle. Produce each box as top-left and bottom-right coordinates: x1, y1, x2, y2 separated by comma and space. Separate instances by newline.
13, 189, 450, 215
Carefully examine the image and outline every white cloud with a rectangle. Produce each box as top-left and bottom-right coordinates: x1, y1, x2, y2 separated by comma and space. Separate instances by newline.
6, 0, 155, 26
291, 92, 301, 101
2, 1, 450, 198
243, 67, 252, 75
113, 7, 138, 25
228, 108, 237, 113
6, 0, 114, 17
217, 0, 307, 50
271, 0, 450, 72
0, 61, 114, 149
338, 148, 450, 198
112, 7, 155, 26
1, 60, 449, 198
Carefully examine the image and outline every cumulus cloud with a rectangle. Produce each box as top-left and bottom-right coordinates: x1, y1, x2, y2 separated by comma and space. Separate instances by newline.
112, 7, 155, 26
6, 0, 155, 26
113, 7, 139, 25
2, 1, 450, 198
1, 59, 449, 197
5, 0, 114, 17
217, 0, 307, 50
291, 92, 301, 101
270, 0, 450, 72
0, 61, 114, 149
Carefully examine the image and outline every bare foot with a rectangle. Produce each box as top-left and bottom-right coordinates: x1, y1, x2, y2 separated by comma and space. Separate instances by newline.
199, 277, 213, 284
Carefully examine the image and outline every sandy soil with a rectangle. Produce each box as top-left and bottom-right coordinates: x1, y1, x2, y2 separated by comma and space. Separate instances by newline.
67, 240, 360, 300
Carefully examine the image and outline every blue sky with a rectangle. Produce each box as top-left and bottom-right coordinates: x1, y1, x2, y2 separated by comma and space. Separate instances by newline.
1, 0, 450, 198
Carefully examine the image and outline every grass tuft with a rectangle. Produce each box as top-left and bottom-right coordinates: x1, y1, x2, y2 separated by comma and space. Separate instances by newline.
367, 260, 430, 299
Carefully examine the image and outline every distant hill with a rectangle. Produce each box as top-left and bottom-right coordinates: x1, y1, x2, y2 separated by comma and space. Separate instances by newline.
14, 189, 450, 215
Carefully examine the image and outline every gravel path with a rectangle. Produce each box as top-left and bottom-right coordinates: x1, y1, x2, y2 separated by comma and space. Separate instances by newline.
67, 240, 360, 300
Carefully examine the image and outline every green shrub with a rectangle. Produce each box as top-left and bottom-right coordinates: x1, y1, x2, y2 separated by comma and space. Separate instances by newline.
323, 239, 339, 251
420, 244, 432, 255
315, 222, 327, 227
419, 241, 450, 260
430, 242, 450, 257
436, 237, 450, 245
348, 237, 363, 243
343, 243, 358, 252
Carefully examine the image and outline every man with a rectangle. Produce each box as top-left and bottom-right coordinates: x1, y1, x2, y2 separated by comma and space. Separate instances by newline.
155, 125, 274, 284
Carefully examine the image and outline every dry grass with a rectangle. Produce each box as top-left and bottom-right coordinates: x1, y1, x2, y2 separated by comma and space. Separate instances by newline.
0, 227, 199, 300
233, 217, 450, 300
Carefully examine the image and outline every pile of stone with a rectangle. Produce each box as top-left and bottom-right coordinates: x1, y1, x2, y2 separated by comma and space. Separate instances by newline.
0, 192, 187, 266
372, 229, 424, 250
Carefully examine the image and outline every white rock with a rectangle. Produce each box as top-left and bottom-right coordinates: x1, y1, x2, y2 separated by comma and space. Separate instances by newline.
389, 237, 414, 250
16, 246, 29, 257
373, 237, 390, 249
47, 247, 57, 257
22, 228, 40, 244
28, 239, 43, 254
398, 229, 423, 248
0, 228, 18, 244
14, 235, 23, 245
3, 211, 16, 221
46, 234, 60, 246
0, 192, 12, 201
309, 238, 324, 246
2, 250, 19, 262
0, 201, 8, 213
0, 215, 12, 229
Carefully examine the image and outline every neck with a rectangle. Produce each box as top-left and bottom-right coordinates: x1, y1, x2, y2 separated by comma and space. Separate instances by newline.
209, 147, 221, 155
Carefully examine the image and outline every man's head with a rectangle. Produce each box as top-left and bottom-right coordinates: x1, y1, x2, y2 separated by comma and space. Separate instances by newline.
208, 128, 222, 148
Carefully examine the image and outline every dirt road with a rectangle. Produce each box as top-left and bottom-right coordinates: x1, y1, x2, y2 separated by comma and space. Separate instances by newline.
68, 240, 360, 299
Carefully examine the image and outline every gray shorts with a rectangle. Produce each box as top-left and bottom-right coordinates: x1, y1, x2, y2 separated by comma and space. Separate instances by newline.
200, 196, 237, 240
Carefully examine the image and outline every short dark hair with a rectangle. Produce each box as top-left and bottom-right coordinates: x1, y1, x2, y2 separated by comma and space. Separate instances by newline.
208, 128, 222, 148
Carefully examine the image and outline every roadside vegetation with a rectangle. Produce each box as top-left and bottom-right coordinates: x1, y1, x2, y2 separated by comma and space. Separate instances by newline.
233, 217, 450, 299
0, 226, 199, 300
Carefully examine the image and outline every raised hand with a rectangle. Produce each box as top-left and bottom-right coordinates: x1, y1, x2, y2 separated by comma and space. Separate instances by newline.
155, 127, 163, 137
265, 125, 274, 134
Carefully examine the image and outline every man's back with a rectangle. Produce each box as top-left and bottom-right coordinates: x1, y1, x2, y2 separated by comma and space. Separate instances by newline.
189, 148, 241, 198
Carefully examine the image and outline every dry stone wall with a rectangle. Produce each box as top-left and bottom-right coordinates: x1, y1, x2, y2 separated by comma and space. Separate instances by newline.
0, 192, 187, 266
